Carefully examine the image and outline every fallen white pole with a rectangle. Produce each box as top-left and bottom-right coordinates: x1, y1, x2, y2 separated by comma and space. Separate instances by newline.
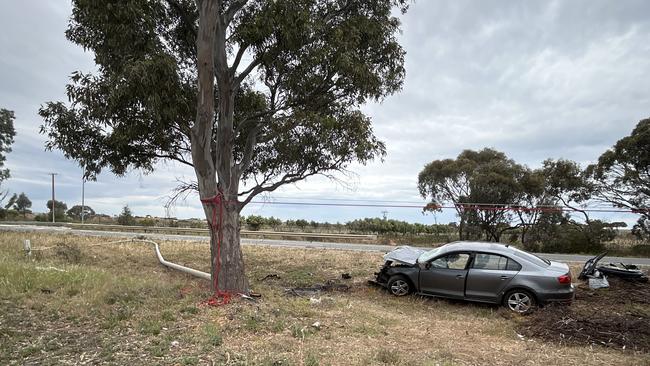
105, 239, 211, 281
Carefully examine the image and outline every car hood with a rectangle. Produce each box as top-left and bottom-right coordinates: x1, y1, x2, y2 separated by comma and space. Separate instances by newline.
383, 246, 427, 265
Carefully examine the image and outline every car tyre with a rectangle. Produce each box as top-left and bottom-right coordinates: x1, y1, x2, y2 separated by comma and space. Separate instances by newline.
503, 289, 536, 314
387, 275, 412, 297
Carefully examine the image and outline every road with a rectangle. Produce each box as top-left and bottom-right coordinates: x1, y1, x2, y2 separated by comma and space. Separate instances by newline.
2, 223, 650, 265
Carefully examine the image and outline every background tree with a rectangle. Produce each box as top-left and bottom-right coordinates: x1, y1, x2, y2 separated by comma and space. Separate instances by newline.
67, 205, 95, 221
418, 148, 529, 241
0, 108, 16, 185
14, 193, 32, 218
46, 199, 68, 222
244, 215, 265, 231
587, 118, 650, 240
4, 193, 17, 210
39, 0, 408, 293
117, 205, 136, 226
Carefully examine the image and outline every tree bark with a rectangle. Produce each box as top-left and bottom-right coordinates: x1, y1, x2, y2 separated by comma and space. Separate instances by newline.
192, 0, 249, 294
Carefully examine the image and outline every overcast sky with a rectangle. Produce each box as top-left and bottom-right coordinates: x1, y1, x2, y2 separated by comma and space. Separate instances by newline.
1, 1, 649, 224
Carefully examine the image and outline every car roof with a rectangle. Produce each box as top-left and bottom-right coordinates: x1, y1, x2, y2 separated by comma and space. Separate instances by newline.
438, 241, 513, 255
436, 241, 551, 267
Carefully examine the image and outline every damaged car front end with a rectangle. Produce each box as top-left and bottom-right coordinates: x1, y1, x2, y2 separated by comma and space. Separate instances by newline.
374, 246, 428, 296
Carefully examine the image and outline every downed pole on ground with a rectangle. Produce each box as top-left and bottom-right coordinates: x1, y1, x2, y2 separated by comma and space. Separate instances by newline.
23, 237, 211, 281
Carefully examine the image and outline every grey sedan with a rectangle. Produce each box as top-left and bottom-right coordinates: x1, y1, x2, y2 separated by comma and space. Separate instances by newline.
374, 241, 574, 313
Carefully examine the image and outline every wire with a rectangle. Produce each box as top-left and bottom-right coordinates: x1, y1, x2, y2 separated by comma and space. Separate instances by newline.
244, 200, 647, 214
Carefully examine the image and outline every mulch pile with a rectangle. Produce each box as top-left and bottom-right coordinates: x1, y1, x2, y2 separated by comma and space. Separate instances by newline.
519, 277, 650, 352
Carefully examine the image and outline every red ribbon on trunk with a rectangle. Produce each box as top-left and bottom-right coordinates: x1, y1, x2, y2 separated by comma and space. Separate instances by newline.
200, 190, 233, 306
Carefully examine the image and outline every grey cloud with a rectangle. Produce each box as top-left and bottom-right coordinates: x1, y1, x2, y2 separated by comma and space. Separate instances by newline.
1, 0, 649, 225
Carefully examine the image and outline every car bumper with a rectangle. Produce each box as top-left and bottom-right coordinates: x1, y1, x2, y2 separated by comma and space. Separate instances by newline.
536, 284, 575, 304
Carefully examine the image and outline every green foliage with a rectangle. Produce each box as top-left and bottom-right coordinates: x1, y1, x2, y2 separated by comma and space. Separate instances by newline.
39, 0, 406, 200
525, 215, 614, 254
588, 118, 650, 240
15, 193, 32, 217
117, 205, 136, 226
0, 108, 16, 184
66, 205, 95, 221
245, 215, 266, 231
203, 324, 223, 347
295, 219, 309, 229
418, 148, 531, 241
139, 217, 156, 227
46, 200, 68, 222
346, 217, 454, 235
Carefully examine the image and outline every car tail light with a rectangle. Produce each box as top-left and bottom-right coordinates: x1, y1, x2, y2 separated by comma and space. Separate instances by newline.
558, 274, 571, 284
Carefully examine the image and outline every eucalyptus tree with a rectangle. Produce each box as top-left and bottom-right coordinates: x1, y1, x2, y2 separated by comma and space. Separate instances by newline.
588, 118, 650, 240
39, 0, 408, 292
0, 108, 16, 184
418, 148, 529, 241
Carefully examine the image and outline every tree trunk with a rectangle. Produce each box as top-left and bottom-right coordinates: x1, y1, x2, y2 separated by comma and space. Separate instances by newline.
213, 204, 248, 292
191, 0, 249, 294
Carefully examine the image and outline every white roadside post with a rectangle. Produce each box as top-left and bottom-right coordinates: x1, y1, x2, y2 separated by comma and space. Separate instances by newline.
23, 239, 31, 257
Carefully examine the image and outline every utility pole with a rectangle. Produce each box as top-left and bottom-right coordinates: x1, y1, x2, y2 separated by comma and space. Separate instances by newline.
49, 173, 57, 223
81, 173, 85, 224
381, 210, 388, 220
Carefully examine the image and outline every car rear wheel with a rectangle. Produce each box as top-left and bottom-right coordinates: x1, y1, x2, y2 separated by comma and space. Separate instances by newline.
387, 275, 412, 297
504, 289, 536, 314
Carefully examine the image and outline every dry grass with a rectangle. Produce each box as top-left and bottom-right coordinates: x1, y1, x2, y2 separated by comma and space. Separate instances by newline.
0, 232, 648, 366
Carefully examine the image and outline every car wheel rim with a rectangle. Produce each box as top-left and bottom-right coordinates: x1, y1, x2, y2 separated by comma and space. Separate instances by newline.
390, 280, 409, 296
507, 292, 531, 313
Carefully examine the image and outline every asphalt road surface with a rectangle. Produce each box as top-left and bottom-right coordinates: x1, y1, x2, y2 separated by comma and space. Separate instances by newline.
2, 223, 649, 265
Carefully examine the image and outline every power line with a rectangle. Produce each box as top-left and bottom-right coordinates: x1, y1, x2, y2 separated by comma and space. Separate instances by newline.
244, 199, 647, 214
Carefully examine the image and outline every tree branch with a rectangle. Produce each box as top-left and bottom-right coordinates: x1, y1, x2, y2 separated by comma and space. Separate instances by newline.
233, 57, 262, 86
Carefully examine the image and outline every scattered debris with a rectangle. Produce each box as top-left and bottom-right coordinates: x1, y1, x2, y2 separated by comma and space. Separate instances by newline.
579, 252, 648, 282
309, 297, 321, 305
341, 273, 352, 280
311, 321, 321, 329
258, 274, 281, 282
519, 277, 650, 352
35, 266, 67, 272
285, 280, 351, 297
588, 273, 609, 289
170, 340, 180, 348
598, 262, 648, 282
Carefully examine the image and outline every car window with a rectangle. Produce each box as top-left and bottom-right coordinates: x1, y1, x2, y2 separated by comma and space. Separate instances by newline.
473, 253, 508, 270
510, 247, 550, 267
506, 259, 522, 271
472, 253, 522, 271
430, 253, 470, 270
417, 247, 442, 263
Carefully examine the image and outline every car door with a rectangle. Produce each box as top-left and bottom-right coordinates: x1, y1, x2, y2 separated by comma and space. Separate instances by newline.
419, 252, 471, 299
465, 252, 521, 303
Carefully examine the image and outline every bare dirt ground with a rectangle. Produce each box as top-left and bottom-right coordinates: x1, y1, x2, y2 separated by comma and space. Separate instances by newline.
519, 277, 650, 352
1, 232, 648, 365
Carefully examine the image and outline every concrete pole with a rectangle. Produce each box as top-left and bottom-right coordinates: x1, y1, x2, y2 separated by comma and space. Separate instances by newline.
81, 174, 85, 224
49, 173, 57, 223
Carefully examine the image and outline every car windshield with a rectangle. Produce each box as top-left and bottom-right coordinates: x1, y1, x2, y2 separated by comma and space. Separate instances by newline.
510, 247, 551, 266
417, 247, 442, 263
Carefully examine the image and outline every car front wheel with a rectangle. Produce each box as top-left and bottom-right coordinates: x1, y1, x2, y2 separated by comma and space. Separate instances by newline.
504, 289, 536, 314
387, 275, 412, 297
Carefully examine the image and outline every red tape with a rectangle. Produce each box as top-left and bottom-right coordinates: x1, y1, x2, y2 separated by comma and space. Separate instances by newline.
200, 191, 236, 306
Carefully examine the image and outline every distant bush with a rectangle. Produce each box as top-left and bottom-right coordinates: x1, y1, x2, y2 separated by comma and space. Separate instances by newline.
245, 215, 265, 231
139, 217, 156, 227
117, 206, 136, 226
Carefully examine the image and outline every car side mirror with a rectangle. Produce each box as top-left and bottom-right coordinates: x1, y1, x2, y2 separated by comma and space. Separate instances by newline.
424, 262, 431, 270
